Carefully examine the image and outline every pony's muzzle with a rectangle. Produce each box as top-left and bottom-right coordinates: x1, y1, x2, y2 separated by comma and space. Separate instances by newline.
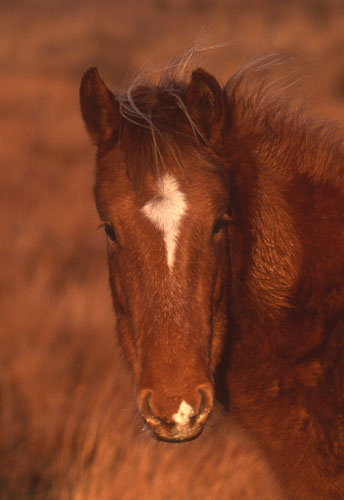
138, 384, 214, 442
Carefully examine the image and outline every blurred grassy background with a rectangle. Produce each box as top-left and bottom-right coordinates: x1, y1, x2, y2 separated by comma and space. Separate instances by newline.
1, 1, 344, 498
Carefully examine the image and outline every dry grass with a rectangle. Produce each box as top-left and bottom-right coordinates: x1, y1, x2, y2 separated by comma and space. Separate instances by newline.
1, 1, 344, 498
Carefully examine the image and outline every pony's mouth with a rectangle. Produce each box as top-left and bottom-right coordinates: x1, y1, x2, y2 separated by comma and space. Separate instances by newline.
146, 417, 207, 443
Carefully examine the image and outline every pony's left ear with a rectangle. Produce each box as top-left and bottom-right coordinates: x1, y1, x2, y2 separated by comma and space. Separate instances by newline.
80, 68, 120, 146
185, 68, 227, 145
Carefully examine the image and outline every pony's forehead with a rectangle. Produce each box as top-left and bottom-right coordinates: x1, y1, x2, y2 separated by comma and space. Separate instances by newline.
95, 150, 229, 220
99, 123, 228, 191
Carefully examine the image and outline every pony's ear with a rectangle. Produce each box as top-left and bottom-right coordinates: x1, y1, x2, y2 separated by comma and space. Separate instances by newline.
80, 68, 120, 146
185, 68, 227, 144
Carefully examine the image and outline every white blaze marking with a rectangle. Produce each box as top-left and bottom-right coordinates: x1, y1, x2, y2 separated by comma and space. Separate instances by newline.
142, 174, 187, 269
172, 400, 194, 425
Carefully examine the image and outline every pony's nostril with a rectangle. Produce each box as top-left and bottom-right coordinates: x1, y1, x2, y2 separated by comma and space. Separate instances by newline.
196, 385, 214, 423
138, 390, 161, 424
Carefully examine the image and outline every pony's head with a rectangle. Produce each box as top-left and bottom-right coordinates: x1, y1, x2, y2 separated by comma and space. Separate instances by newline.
80, 65, 232, 442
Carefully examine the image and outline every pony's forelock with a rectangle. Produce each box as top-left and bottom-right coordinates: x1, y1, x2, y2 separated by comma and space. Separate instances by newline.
113, 45, 331, 188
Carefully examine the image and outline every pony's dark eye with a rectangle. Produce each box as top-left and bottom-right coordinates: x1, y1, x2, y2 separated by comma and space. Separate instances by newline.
104, 222, 117, 242
213, 214, 231, 235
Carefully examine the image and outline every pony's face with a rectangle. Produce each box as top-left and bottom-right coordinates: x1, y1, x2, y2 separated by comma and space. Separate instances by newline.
80, 67, 231, 442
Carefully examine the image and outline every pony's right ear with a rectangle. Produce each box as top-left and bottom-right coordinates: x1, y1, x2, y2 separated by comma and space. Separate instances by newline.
80, 68, 120, 146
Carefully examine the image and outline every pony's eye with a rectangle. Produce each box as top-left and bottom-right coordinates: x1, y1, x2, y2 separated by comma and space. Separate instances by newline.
104, 222, 117, 242
213, 214, 231, 235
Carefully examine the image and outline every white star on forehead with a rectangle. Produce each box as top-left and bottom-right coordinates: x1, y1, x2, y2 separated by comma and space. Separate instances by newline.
142, 174, 188, 269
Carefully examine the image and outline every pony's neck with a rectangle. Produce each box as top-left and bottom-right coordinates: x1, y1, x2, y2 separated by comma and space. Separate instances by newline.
226, 112, 344, 371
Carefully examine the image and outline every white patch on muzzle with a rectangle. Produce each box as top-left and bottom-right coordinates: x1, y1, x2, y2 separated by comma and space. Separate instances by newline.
142, 174, 187, 270
172, 400, 194, 425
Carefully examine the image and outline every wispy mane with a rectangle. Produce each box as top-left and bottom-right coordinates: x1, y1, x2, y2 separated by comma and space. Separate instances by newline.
116, 43, 205, 177
117, 40, 218, 131
116, 45, 297, 140
113, 45, 344, 191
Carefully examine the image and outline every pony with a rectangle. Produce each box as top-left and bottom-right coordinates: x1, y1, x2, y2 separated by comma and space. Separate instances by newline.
80, 53, 344, 499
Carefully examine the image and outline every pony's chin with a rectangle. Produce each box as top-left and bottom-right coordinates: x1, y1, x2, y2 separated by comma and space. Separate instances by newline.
154, 430, 203, 443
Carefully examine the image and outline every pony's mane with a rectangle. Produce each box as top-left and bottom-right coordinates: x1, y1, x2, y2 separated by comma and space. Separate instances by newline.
117, 42, 209, 134
225, 57, 344, 191
114, 46, 344, 191
115, 45, 205, 183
